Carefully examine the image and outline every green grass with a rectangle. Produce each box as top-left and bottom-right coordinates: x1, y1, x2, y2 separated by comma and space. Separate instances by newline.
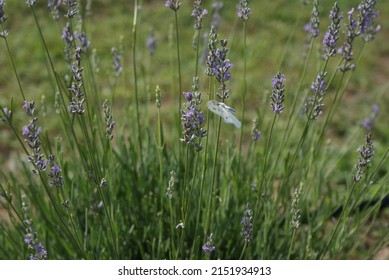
0, 0, 388, 260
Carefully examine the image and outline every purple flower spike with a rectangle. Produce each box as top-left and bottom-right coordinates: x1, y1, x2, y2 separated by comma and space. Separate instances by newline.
270, 72, 286, 114
202, 234, 215, 254
165, 0, 181, 11
237, 0, 251, 21
180, 77, 206, 151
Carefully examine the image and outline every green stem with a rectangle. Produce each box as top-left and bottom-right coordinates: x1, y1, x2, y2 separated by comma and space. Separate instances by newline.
132, 0, 144, 172
238, 21, 247, 171
287, 229, 297, 259
259, 114, 277, 195
206, 116, 222, 235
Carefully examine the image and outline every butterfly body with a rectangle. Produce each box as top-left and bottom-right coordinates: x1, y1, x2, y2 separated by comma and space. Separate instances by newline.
207, 100, 241, 128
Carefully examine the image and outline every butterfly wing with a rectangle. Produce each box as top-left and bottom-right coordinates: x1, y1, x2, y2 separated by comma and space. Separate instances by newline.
207, 100, 241, 128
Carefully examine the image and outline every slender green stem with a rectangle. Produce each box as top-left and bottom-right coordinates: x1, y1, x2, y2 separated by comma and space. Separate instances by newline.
287, 229, 297, 259
132, 0, 144, 172
238, 21, 247, 171
174, 10, 183, 114
239, 242, 247, 260
259, 114, 277, 195
173, 10, 183, 167
206, 116, 222, 235
194, 29, 201, 78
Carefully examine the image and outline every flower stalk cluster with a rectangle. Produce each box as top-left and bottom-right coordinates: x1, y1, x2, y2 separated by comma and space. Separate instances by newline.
180, 77, 206, 151
202, 233, 216, 254
48, 0, 62, 21
309, 0, 320, 38
362, 104, 379, 131
339, 8, 358, 72
103, 99, 115, 141
165, 0, 181, 11
64, 0, 78, 19
192, 0, 207, 30
0, 0, 9, 38
1, 106, 12, 123
353, 132, 374, 182
47, 154, 64, 188
339, 1, 380, 72
290, 185, 302, 229
76, 31, 90, 53
22, 197, 47, 260
166, 170, 177, 200
205, 31, 232, 100
251, 118, 261, 141
68, 48, 85, 114
241, 203, 253, 243
270, 72, 286, 114
237, 0, 251, 21
304, 71, 327, 119
22, 101, 64, 188
111, 47, 123, 77
146, 29, 157, 55
62, 22, 75, 62
357, 0, 380, 42
26, 0, 37, 7
322, 2, 343, 59
22, 101, 44, 174
205, 26, 218, 76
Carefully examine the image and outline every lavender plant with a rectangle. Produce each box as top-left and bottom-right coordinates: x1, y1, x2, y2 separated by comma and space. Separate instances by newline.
0, 0, 387, 261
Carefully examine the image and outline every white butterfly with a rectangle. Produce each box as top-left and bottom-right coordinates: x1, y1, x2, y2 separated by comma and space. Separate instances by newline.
207, 100, 241, 128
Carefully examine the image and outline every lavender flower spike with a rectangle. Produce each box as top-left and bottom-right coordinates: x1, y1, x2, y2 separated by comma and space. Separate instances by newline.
251, 118, 261, 141
192, 0, 207, 30
180, 77, 206, 151
165, 0, 181, 11
237, 0, 251, 21
146, 29, 157, 55
357, 0, 380, 42
26, 0, 37, 7
205, 26, 218, 77
22, 197, 47, 260
241, 203, 253, 243
111, 47, 123, 77
270, 72, 286, 114
309, 0, 320, 38
322, 2, 343, 59
362, 104, 379, 131
68, 48, 86, 115
64, 0, 78, 18
353, 132, 374, 182
202, 233, 216, 254
211, 39, 232, 99
339, 8, 358, 72
22, 101, 47, 174
0, 0, 6, 24
103, 99, 116, 141
0, 0, 8, 38
305, 71, 327, 119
